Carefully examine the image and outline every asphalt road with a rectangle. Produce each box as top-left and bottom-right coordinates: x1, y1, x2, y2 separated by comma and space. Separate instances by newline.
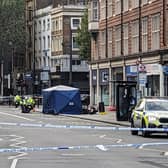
0, 106, 168, 168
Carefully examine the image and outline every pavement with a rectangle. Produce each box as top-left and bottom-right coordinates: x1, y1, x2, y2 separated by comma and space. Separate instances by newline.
35, 106, 130, 127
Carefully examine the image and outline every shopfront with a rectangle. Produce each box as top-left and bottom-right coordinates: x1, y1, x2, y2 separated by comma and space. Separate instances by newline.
99, 69, 109, 106
126, 64, 168, 97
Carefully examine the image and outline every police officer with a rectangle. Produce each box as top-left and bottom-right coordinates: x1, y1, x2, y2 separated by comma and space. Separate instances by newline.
27, 96, 35, 108
14, 95, 21, 108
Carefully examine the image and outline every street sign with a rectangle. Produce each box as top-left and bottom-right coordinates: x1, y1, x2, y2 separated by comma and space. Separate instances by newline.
138, 64, 146, 73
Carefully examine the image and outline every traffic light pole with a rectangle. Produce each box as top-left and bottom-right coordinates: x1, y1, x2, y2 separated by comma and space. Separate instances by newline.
0, 60, 3, 96
69, 24, 72, 86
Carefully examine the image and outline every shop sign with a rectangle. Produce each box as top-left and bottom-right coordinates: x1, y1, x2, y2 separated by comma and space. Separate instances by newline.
139, 73, 147, 87
163, 66, 168, 75
99, 69, 109, 85
146, 64, 161, 75
126, 65, 137, 76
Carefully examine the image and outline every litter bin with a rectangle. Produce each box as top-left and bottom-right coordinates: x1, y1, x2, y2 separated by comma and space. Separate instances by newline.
98, 102, 105, 113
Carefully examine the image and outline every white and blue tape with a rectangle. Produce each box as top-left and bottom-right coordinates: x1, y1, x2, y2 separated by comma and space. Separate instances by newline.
0, 142, 168, 153
0, 122, 168, 132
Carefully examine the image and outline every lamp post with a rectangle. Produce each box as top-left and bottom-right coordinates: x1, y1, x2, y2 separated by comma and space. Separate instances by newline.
9, 41, 14, 93
0, 59, 3, 96
32, 0, 36, 95
69, 26, 72, 86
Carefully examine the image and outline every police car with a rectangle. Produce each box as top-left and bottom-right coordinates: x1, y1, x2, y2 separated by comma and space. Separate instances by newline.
130, 97, 168, 137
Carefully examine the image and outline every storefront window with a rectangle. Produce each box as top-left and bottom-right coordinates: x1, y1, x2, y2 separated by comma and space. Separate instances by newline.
93, 86, 97, 105
101, 85, 109, 106
147, 75, 160, 96
164, 75, 168, 96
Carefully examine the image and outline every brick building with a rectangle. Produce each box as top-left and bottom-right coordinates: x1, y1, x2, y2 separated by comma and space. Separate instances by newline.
88, 0, 168, 107
25, 0, 89, 95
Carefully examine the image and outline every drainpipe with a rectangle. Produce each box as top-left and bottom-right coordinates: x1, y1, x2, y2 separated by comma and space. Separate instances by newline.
105, 0, 108, 58
139, 0, 142, 58
137, 0, 142, 94
163, 0, 166, 47
121, 0, 125, 81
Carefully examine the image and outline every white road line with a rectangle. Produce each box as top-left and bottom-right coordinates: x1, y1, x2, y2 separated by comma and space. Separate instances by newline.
0, 112, 35, 121
8, 153, 27, 160
61, 153, 85, 156
99, 135, 106, 138
116, 139, 122, 143
96, 145, 108, 151
10, 159, 18, 168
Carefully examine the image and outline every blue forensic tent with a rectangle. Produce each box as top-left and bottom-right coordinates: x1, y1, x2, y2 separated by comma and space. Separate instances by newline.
42, 85, 82, 114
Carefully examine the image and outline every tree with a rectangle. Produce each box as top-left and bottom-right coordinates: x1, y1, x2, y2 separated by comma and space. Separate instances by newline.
0, 0, 26, 49
76, 9, 91, 61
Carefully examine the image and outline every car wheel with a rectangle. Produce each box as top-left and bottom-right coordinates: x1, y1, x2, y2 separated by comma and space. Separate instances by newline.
131, 120, 138, 135
142, 120, 150, 137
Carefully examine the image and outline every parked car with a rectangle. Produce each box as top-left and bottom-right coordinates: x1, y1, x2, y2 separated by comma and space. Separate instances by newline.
130, 97, 168, 137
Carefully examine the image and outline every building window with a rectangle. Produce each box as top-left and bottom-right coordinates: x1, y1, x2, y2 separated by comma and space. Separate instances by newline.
108, 0, 113, 17
52, 36, 55, 52
123, 0, 129, 12
108, 28, 112, 58
39, 37, 41, 52
43, 20, 46, 31
48, 36, 50, 49
72, 34, 79, 49
100, 0, 106, 19
55, 20, 58, 31
92, 1, 99, 20
151, 14, 160, 50
47, 19, 50, 30
142, 17, 148, 51
100, 30, 105, 58
141, 0, 148, 5
59, 17, 63, 30
123, 24, 128, 55
131, 0, 139, 8
131, 20, 139, 53
52, 20, 55, 31
72, 60, 81, 65
34, 21, 37, 35
38, 20, 41, 33
115, 26, 121, 56
115, 0, 121, 15
43, 36, 46, 50
71, 18, 81, 30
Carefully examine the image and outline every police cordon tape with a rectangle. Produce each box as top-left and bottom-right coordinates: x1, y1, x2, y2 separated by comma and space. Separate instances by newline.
0, 122, 168, 132
0, 142, 168, 153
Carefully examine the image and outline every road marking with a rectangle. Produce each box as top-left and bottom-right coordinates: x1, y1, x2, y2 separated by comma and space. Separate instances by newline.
96, 145, 108, 151
61, 153, 85, 156
8, 135, 28, 168
0, 112, 35, 121
10, 159, 18, 168
8, 152, 27, 160
116, 139, 122, 143
99, 135, 106, 138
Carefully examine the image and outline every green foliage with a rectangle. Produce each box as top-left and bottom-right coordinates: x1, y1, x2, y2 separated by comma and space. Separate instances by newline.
0, 0, 26, 49
76, 9, 91, 61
